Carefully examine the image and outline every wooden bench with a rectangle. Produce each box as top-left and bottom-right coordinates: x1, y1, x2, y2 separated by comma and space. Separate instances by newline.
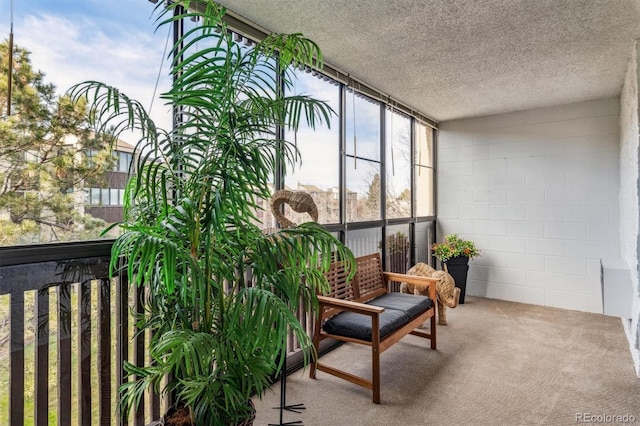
310, 253, 437, 403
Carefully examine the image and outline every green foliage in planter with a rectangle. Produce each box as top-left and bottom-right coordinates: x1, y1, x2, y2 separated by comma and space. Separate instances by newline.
431, 233, 480, 263
378, 231, 408, 255
69, 1, 353, 424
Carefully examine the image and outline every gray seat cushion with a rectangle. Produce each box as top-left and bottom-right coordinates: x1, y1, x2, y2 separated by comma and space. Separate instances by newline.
367, 292, 433, 320
322, 293, 433, 341
323, 307, 409, 341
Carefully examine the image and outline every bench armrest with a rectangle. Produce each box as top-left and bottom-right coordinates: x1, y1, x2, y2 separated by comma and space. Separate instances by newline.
317, 295, 385, 314
382, 272, 438, 300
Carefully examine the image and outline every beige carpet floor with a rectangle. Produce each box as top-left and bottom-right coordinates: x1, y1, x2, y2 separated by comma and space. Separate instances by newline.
252, 296, 640, 426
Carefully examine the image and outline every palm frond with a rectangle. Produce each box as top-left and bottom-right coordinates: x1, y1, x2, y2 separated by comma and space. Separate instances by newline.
67, 82, 157, 142
257, 32, 324, 70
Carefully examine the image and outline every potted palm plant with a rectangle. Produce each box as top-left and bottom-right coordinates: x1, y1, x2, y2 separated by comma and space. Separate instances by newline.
432, 234, 480, 304
69, 1, 353, 424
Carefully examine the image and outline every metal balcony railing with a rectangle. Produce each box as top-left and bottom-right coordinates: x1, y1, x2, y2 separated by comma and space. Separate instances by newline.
0, 240, 160, 426
0, 240, 322, 425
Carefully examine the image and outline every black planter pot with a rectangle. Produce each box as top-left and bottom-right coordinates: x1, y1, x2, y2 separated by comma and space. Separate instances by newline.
444, 256, 470, 304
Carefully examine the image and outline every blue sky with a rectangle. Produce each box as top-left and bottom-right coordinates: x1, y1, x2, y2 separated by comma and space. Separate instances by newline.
0, 0, 157, 26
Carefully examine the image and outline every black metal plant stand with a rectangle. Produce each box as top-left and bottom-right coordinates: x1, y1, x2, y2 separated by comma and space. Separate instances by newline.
269, 351, 305, 425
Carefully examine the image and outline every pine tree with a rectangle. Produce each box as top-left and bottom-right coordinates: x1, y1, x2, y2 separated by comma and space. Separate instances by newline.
0, 41, 115, 244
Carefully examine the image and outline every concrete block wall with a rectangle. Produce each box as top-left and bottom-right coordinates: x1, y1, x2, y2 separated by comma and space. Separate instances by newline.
438, 98, 620, 314
619, 41, 640, 377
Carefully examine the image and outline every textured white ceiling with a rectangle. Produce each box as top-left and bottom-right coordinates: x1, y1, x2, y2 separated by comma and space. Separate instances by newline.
215, 0, 640, 122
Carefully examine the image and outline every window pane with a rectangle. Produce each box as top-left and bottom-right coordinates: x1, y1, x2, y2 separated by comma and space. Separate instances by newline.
346, 158, 381, 222
110, 189, 119, 206
385, 110, 411, 219
90, 188, 101, 205
384, 224, 411, 276
118, 151, 132, 172
101, 189, 110, 206
415, 221, 436, 264
415, 166, 434, 216
346, 227, 382, 257
345, 91, 380, 161
284, 70, 340, 224
415, 123, 433, 167
345, 90, 381, 223
0, 0, 169, 245
415, 122, 435, 217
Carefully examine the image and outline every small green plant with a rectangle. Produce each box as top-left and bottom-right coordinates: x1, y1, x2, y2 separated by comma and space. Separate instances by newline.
431, 234, 480, 263
378, 231, 408, 255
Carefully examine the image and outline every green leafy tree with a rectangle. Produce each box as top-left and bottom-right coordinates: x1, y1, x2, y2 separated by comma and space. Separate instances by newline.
0, 41, 115, 245
363, 172, 381, 219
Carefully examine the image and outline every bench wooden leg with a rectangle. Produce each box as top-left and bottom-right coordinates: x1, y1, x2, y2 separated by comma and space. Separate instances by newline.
372, 345, 380, 404
372, 316, 381, 404
430, 313, 437, 350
